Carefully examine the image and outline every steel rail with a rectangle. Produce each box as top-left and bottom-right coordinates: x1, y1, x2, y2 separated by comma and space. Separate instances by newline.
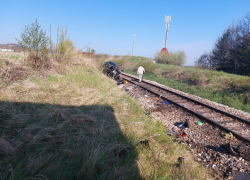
120, 72, 250, 143
121, 73, 250, 126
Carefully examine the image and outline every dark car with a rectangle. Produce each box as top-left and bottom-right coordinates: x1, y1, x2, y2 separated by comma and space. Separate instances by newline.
103, 61, 121, 80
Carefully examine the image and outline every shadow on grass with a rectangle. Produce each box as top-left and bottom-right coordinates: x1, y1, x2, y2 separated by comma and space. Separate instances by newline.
0, 100, 141, 180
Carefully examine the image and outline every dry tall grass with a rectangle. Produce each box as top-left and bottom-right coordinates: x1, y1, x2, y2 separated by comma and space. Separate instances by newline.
0, 51, 24, 59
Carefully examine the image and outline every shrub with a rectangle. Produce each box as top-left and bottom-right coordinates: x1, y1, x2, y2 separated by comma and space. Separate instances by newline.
0, 60, 28, 83
155, 50, 186, 66
187, 71, 207, 86
57, 39, 74, 54
137, 60, 158, 74
26, 51, 51, 69
16, 19, 50, 69
54, 26, 77, 64
55, 38, 76, 63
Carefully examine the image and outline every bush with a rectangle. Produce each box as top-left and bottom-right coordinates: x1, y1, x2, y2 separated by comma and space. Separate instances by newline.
188, 71, 207, 85
0, 60, 28, 83
26, 51, 51, 69
16, 19, 50, 69
57, 39, 74, 54
54, 26, 77, 64
155, 50, 186, 66
55, 38, 76, 63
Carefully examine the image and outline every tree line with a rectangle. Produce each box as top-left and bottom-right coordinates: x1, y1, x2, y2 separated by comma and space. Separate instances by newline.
195, 12, 250, 76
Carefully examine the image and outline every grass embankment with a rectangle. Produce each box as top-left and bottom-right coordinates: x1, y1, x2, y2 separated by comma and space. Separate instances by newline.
0, 52, 23, 61
108, 56, 250, 113
0, 54, 209, 179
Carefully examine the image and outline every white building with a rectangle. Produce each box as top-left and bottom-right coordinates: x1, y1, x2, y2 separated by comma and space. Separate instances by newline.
0, 49, 14, 52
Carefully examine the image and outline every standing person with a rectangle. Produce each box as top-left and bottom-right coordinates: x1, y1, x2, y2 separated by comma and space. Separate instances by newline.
137, 65, 145, 83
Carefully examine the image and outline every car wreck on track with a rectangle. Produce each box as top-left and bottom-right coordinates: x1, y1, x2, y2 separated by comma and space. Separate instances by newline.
103, 61, 122, 80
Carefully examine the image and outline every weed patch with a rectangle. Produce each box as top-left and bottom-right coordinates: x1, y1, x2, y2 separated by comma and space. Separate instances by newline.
0, 61, 28, 84
47, 75, 58, 82
26, 51, 52, 69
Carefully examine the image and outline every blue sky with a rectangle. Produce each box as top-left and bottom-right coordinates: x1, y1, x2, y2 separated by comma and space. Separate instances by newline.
0, 0, 250, 65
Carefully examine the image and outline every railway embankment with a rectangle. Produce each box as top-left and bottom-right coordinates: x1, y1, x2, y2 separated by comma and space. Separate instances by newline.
0, 55, 211, 179
97, 56, 250, 179
107, 56, 250, 113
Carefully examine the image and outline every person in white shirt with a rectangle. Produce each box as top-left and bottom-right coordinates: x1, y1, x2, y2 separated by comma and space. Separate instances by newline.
137, 65, 145, 83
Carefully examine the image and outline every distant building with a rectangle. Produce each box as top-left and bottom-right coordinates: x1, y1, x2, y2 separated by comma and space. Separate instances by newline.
0, 48, 14, 52
14, 48, 22, 52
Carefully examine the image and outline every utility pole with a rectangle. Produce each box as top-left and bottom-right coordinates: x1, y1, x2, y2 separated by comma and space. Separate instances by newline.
132, 34, 136, 56
164, 15, 171, 48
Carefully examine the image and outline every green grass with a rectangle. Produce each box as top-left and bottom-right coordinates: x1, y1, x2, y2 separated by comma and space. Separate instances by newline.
47, 75, 58, 81
0, 55, 21, 60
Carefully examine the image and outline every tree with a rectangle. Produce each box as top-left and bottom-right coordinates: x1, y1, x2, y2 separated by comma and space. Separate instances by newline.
55, 25, 76, 63
205, 12, 250, 76
16, 19, 49, 55
237, 12, 250, 75
211, 29, 231, 71
16, 19, 50, 69
195, 53, 213, 69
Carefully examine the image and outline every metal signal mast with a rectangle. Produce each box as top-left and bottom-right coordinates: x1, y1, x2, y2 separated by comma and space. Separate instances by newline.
164, 15, 171, 48
132, 34, 136, 56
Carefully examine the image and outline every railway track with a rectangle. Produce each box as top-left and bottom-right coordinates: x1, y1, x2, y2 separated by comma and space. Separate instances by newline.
120, 72, 250, 144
